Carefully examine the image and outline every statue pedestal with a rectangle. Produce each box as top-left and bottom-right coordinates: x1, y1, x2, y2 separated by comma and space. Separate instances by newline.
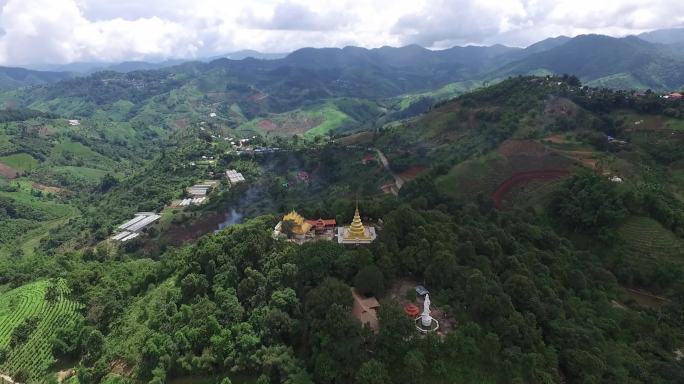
414, 316, 440, 333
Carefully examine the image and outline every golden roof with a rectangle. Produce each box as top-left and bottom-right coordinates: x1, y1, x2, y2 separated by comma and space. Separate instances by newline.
283, 210, 311, 235
344, 206, 371, 240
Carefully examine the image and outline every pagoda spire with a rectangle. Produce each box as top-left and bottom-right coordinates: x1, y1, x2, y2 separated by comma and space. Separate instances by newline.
337, 199, 377, 244
346, 200, 370, 240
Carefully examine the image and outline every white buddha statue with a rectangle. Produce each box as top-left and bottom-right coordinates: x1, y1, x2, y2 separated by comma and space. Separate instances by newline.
421, 293, 433, 327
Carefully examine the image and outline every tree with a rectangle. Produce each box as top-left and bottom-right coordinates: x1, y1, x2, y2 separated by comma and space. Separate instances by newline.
12, 369, 30, 383
180, 272, 209, 303
355, 359, 391, 384
353, 265, 385, 297
281, 219, 295, 238
549, 170, 626, 233
377, 301, 414, 359
401, 350, 426, 384
45, 282, 60, 303
81, 328, 105, 365
312, 304, 365, 384
305, 278, 352, 329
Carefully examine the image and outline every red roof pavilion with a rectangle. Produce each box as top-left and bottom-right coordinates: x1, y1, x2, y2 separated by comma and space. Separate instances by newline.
404, 303, 420, 317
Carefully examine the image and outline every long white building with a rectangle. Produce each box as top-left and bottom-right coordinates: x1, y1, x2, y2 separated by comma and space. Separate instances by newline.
111, 212, 161, 242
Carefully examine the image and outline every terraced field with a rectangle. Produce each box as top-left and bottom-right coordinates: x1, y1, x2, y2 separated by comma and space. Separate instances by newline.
0, 154, 39, 173
0, 280, 82, 382
436, 147, 575, 202
618, 216, 684, 264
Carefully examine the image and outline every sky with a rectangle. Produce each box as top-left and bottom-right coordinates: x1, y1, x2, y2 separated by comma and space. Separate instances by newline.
0, 0, 682, 66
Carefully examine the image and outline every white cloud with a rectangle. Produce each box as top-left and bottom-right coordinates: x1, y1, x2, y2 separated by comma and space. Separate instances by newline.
0, 0, 681, 66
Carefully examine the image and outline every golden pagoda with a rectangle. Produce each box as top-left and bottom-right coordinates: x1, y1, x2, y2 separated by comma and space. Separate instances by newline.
346, 206, 371, 240
337, 204, 376, 244
281, 209, 312, 236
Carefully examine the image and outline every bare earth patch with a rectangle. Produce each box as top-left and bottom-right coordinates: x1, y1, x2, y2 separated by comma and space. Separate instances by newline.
498, 139, 548, 157
0, 162, 18, 178
258, 115, 323, 135
32, 182, 68, 195
110, 358, 135, 377
57, 369, 75, 383
337, 131, 374, 146
399, 165, 427, 182
174, 118, 190, 131
258, 119, 278, 131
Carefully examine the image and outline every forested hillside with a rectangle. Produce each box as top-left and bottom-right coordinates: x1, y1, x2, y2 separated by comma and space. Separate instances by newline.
0, 75, 683, 383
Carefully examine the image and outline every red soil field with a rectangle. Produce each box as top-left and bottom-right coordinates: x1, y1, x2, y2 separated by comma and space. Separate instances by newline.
399, 165, 427, 181
498, 139, 547, 157
258, 119, 278, 131
336, 131, 374, 146
258, 116, 323, 135
492, 169, 569, 209
162, 212, 226, 246
0, 162, 18, 179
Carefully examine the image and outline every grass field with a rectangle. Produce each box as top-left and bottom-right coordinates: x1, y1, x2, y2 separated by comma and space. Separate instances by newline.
436, 155, 508, 200
0, 279, 82, 382
585, 73, 648, 90
0, 154, 39, 172
240, 102, 352, 138
52, 166, 108, 181
52, 140, 100, 158
394, 80, 482, 111
303, 105, 350, 138
0, 188, 79, 257
665, 118, 684, 131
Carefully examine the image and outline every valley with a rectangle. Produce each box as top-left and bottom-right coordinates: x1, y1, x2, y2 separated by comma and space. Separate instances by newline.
0, 27, 684, 384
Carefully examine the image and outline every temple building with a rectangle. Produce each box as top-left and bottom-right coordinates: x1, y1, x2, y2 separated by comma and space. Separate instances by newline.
274, 210, 311, 240
337, 205, 377, 245
306, 218, 337, 234
273, 210, 336, 243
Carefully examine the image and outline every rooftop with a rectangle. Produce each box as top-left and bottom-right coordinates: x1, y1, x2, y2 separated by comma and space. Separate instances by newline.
351, 288, 380, 332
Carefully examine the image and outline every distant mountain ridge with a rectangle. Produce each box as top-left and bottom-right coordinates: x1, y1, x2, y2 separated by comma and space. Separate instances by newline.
3, 28, 684, 93
638, 28, 684, 45
493, 34, 684, 89
0, 66, 73, 89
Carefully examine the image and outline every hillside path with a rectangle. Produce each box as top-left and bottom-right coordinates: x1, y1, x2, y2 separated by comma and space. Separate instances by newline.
376, 149, 405, 193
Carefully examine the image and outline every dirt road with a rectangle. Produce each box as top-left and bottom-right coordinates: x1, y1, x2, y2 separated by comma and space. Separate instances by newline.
376, 149, 405, 194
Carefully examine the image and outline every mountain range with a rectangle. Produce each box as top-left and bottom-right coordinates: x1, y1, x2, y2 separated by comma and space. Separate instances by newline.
1, 29, 684, 135
2, 29, 684, 94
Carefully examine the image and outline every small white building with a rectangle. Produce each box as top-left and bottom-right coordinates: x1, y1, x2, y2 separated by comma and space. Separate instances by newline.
209, 112, 217, 118
67, 119, 80, 126
226, 169, 246, 185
